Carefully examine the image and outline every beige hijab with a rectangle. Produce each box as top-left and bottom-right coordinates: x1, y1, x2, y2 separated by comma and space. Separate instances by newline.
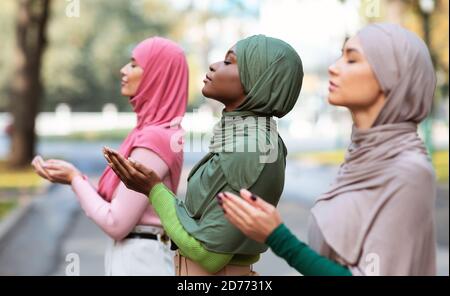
310, 23, 437, 275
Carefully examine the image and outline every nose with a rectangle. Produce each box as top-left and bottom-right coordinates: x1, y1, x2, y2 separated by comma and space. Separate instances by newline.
328, 62, 339, 77
209, 61, 219, 72
120, 64, 128, 76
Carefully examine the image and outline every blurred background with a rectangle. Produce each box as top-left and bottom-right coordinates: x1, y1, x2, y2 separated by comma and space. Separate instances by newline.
0, 0, 448, 276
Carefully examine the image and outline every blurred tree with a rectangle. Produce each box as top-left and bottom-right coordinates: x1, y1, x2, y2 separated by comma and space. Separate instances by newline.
42, 0, 178, 112
1, 0, 260, 114
0, 2, 16, 112
8, 0, 51, 168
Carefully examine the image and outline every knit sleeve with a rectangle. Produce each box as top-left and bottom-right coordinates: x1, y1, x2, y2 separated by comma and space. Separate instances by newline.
149, 183, 233, 273
266, 223, 352, 276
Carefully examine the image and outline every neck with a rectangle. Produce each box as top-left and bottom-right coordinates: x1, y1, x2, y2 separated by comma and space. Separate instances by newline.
224, 106, 234, 112
223, 95, 246, 112
224, 102, 240, 112
350, 94, 386, 130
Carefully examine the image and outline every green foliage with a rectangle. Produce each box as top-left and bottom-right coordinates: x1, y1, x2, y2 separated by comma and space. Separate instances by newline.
0, 1, 16, 111
0, 200, 17, 220
0, 160, 44, 189
42, 0, 179, 112
0, 0, 182, 112
0, 0, 259, 113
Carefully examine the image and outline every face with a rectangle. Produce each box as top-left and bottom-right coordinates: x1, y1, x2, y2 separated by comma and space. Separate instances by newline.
202, 45, 246, 110
120, 58, 144, 97
328, 36, 383, 110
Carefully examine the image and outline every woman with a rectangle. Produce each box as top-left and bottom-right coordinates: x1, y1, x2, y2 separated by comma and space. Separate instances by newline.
219, 23, 437, 276
104, 34, 304, 275
31, 37, 188, 275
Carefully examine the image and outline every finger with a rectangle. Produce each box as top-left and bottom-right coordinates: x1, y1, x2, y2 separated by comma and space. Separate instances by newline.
106, 160, 123, 179
107, 148, 153, 187
224, 191, 262, 215
31, 155, 41, 166
240, 189, 273, 213
110, 150, 135, 173
112, 153, 145, 182
221, 195, 252, 230
103, 147, 113, 159
105, 146, 120, 157
108, 162, 132, 188
109, 153, 133, 180
34, 168, 50, 180
46, 159, 67, 166
46, 171, 68, 184
47, 170, 62, 179
32, 158, 47, 176
103, 152, 113, 165
223, 206, 248, 231
31, 157, 39, 168
221, 192, 257, 225
34, 155, 46, 167
219, 193, 248, 226
42, 163, 61, 170
108, 162, 121, 178
106, 148, 132, 166
46, 159, 59, 163
104, 151, 117, 166
128, 157, 153, 176
33, 157, 53, 181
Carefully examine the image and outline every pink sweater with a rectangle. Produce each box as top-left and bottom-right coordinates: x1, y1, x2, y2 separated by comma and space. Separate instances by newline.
71, 148, 171, 241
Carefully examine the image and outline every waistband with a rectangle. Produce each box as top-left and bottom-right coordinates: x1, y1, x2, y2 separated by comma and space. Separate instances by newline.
174, 251, 258, 276
125, 225, 169, 244
131, 225, 164, 235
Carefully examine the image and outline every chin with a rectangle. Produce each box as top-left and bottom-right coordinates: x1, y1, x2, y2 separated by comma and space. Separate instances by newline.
201, 87, 212, 99
121, 89, 131, 97
327, 95, 343, 107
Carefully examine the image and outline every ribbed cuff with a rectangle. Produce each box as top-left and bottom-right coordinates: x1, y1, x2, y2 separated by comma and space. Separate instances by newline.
265, 223, 290, 246
148, 182, 166, 204
71, 174, 88, 186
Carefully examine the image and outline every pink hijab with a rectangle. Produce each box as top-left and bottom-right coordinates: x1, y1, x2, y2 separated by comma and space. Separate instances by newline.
98, 37, 188, 201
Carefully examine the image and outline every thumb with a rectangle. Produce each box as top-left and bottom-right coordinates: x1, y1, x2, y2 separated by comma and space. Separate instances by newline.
240, 189, 274, 213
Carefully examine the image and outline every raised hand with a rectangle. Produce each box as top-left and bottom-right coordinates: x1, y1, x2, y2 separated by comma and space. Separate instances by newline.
103, 146, 162, 196
218, 189, 282, 243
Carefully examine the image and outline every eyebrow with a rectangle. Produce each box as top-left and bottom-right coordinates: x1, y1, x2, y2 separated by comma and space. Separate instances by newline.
341, 47, 360, 54
226, 49, 236, 57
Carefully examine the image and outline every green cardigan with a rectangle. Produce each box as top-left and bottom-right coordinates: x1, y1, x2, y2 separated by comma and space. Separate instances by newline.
266, 223, 352, 276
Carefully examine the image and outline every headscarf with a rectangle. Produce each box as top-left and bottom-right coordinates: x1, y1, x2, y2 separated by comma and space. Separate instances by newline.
175, 35, 304, 253
98, 37, 188, 201
311, 24, 437, 274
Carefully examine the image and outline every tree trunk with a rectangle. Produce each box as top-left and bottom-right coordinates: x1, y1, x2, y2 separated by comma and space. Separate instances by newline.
8, 0, 51, 168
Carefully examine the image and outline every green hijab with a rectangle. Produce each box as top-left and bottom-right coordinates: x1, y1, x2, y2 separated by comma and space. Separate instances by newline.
175, 35, 303, 254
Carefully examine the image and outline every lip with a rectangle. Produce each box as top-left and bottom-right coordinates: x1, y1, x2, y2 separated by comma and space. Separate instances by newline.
121, 80, 128, 87
328, 80, 338, 92
203, 74, 212, 83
